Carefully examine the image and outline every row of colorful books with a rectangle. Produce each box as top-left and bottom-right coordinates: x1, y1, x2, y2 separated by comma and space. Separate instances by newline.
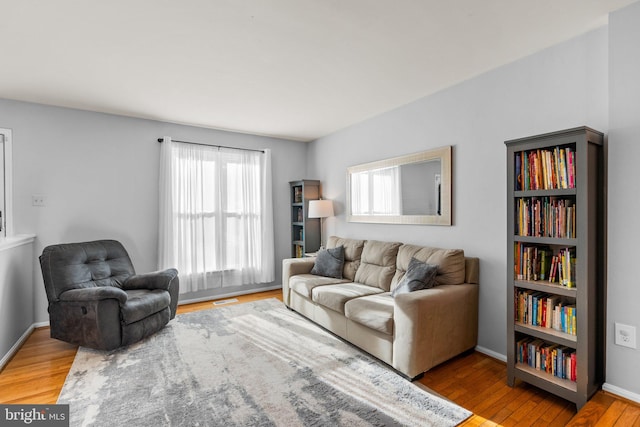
515, 289, 577, 335
514, 146, 576, 191
515, 244, 576, 287
515, 197, 576, 238
517, 337, 577, 382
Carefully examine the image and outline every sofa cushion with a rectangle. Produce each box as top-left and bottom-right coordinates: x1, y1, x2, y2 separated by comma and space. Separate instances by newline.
312, 283, 383, 314
326, 236, 365, 281
310, 246, 345, 279
121, 289, 170, 325
391, 257, 438, 297
354, 240, 401, 291
391, 244, 465, 291
290, 274, 350, 299
344, 293, 394, 335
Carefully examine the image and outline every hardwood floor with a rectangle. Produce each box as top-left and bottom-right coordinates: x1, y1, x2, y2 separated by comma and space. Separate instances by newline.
1, 289, 638, 426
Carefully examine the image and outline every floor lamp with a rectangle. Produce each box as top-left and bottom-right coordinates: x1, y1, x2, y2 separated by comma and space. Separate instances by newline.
308, 199, 334, 251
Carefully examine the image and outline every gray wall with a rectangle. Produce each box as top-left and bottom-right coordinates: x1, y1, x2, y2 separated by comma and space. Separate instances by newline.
0, 98, 307, 324
607, 1, 640, 399
0, 240, 34, 367
307, 28, 609, 360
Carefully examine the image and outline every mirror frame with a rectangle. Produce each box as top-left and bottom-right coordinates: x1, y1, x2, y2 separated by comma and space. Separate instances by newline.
346, 145, 452, 225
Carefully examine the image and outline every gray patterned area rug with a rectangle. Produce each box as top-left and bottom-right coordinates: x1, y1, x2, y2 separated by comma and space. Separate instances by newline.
58, 298, 471, 426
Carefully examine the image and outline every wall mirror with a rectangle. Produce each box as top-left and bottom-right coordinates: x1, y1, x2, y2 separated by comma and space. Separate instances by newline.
346, 146, 451, 225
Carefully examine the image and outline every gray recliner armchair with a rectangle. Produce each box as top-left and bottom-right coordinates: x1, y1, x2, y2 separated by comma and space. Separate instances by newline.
40, 239, 179, 350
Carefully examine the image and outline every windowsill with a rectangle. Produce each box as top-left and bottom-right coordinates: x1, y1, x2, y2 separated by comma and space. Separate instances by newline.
0, 234, 36, 252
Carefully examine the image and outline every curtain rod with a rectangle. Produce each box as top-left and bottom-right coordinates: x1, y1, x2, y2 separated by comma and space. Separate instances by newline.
157, 138, 264, 153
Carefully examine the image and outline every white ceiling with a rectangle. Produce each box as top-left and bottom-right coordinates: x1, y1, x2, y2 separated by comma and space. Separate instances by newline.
0, 0, 635, 142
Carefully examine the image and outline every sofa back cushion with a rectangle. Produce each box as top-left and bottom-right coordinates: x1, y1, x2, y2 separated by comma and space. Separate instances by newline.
354, 240, 401, 291
390, 244, 465, 291
326, 236, 365, 281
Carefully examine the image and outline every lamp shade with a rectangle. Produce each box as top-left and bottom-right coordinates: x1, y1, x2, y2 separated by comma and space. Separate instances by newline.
308, 200, 334, 218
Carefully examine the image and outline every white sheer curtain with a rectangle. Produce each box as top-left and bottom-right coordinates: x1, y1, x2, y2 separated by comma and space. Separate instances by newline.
371, 166, 401, 215
158, 137, 274, 293
350, 170, 369, 215
351, 166, 402, 216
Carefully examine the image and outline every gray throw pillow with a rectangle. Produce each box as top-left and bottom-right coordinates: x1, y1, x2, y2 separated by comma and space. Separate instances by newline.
391, 257, 438, 297
310, 245, 345, 279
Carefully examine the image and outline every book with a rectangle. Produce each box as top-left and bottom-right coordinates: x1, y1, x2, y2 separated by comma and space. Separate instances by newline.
524, 152, 530, 190
559, 149, 567, 189
567, 148, 575, 188
546, 295, 560, 329
516, 152, 522, 190
539, 248, 550, 280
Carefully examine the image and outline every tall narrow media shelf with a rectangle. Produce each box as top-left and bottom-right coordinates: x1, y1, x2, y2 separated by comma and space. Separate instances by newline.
289, 180, 321, 257
505, 127, 604, 410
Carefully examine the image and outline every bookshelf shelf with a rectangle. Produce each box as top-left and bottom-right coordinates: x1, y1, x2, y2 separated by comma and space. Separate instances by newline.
514, 189, 577, 197
290, 180, 321, 258
514, 280, 577, 297
515, 364, 577, 392
514, 236, 576, 246
515, 322, 577, 346
506, 127, 604, 410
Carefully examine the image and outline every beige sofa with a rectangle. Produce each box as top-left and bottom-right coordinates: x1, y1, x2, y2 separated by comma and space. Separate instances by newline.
282, 236, 479, 380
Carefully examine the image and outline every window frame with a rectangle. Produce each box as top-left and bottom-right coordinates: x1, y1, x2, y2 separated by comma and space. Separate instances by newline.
0, 128, 13, 238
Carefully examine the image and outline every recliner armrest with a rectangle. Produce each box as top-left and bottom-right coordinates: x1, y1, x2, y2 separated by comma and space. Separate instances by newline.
59, 287, 128, 305
123, 268, 179, 291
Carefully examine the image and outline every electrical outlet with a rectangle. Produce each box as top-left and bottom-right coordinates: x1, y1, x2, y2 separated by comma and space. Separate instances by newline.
32, 194, 46, 207
615, 323, 637, 349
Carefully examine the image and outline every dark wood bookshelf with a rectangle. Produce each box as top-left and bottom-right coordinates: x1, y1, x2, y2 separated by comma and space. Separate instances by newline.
289, 180, 320, 257
506, 127, 604, 410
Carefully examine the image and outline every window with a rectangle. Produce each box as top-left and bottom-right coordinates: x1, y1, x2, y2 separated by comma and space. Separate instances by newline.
158, 138, 274, 293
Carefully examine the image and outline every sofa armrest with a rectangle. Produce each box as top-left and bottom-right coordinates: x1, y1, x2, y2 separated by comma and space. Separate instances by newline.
123, 268, 179, 291
59, 287, 128, 305
282, 258, 316, 306
465, 257, 480, 284
393, 283, 479, 378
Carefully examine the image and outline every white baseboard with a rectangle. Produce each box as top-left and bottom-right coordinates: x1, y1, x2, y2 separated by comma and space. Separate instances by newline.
475, 345, 507, 362
473, 348, 640, 404
0, 324, 35, 371
178, 284, 282, 306
603, 382, 640, 404
33, 320, 50, 328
